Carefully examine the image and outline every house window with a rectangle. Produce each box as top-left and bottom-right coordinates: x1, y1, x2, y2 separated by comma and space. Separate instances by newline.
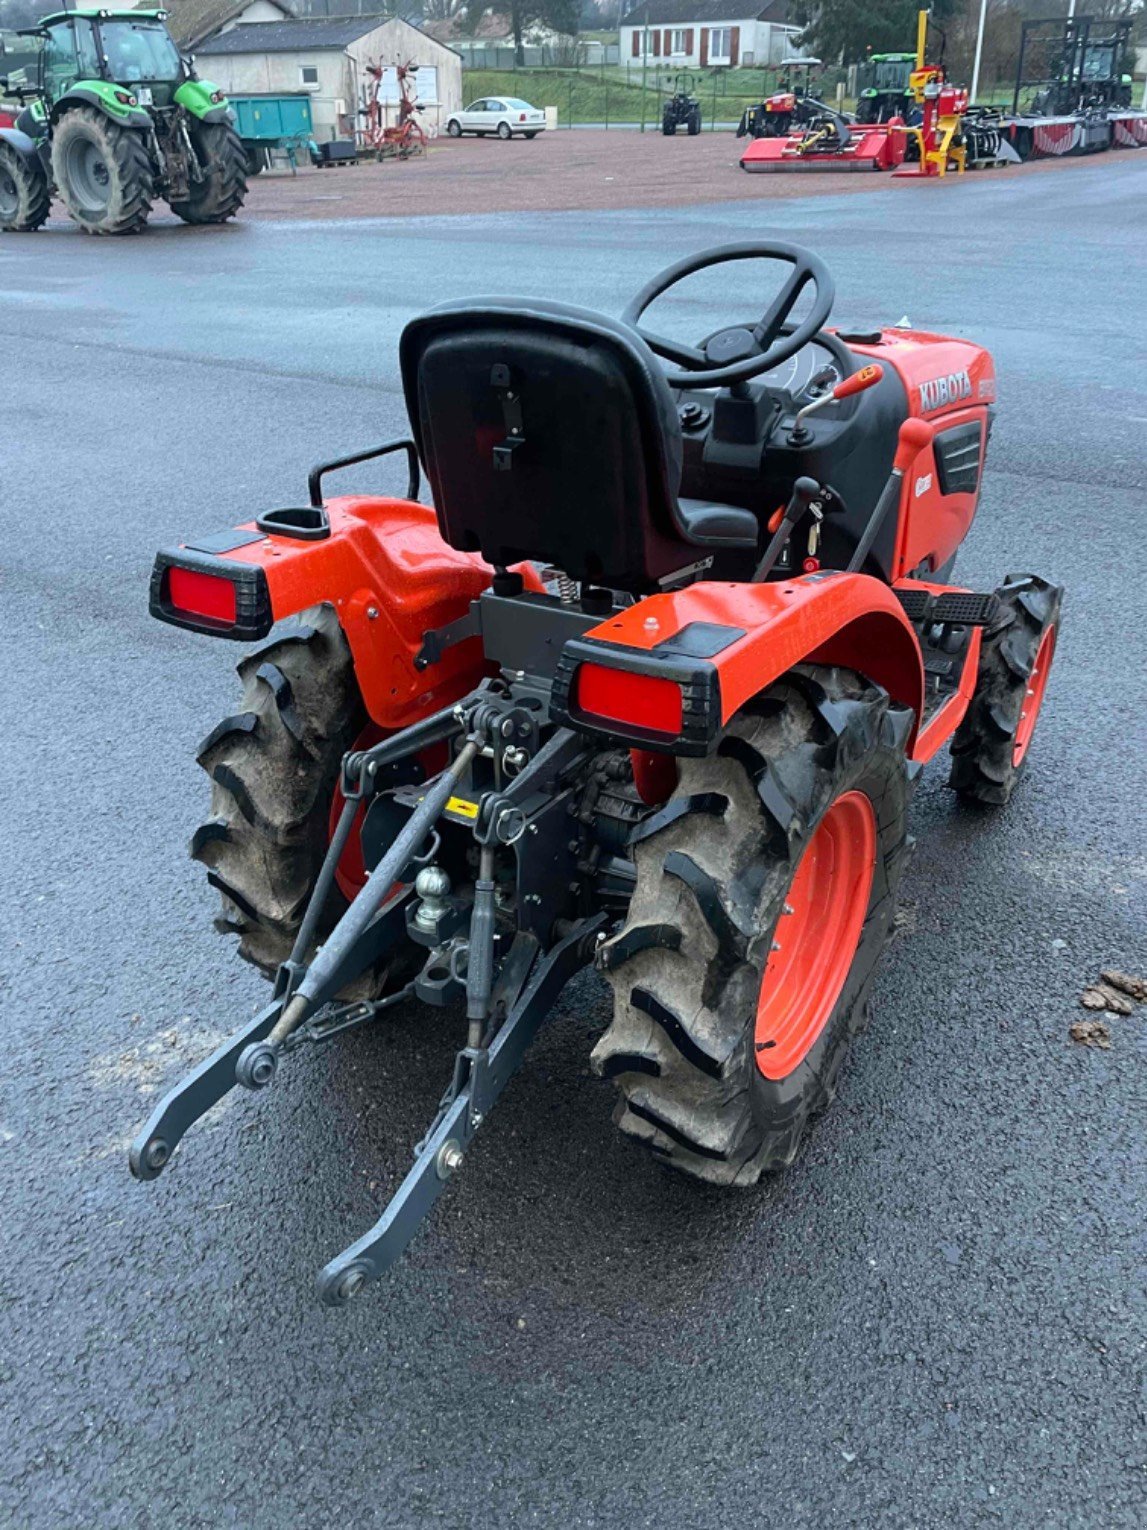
669, 29, 688, 57
299, 65, 319, 86
708, 27, 732, 64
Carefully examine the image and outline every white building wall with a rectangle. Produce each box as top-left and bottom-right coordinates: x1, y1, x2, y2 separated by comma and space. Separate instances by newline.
200, 19, 461, 141
196, 49, 352, 138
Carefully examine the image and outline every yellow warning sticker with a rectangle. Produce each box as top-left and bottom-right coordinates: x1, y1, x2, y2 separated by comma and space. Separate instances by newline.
445, 796, 479, 820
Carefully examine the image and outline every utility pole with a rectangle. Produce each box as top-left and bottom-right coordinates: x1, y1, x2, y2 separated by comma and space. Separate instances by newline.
970, 0, 989, 104
640, 8, 648, 132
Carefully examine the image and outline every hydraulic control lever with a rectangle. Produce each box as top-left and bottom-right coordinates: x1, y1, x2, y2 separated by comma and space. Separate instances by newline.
788, 362, 884, 444
753, 476, 821, 582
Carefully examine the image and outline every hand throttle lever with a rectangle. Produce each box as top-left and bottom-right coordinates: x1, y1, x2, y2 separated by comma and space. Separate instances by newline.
788, 362, 884, 444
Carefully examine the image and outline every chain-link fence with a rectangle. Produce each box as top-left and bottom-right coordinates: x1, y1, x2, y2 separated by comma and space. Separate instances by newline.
459, 62, 854, 129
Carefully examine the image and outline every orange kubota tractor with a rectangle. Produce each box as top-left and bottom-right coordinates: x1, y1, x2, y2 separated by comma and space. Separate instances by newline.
132, 244, 1062, 1305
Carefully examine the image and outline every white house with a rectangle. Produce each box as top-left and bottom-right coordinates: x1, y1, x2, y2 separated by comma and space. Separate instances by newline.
619, 1, 802, 70
196, 14, 462, 141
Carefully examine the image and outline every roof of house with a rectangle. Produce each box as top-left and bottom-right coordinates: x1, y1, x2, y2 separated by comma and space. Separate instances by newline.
144, 0, 295, 52
620, 1, 794, 26
197, 13, 401, 54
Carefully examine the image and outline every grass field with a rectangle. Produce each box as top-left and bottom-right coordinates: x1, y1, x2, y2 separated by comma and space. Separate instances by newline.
460, 67, 770, 125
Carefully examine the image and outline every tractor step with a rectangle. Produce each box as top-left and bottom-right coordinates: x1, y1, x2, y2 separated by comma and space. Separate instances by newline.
895, 589, 1001, 627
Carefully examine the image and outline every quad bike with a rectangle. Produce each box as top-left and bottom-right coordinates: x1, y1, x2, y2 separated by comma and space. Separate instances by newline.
0, 8, 245, 235
131, 242, 1063, 1305
662, 72, 701, 136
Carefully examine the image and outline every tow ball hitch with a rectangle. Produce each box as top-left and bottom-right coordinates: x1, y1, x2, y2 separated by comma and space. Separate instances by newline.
128, 701, 603, 1305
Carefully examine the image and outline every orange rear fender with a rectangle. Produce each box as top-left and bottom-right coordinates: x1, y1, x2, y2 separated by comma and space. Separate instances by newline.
154, 495, 532, 729
571, 572, 925, 748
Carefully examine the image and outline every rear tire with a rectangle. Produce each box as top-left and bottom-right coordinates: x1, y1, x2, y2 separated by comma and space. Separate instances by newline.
497, 121, 512, 140
0, 142, 50, 231
50, 106, 152, 235
191, 604, 385, 989
687, 109, 701, 135
949, 574, 1063, 805
169, 120, 247, 225
595, 667, 914, 1185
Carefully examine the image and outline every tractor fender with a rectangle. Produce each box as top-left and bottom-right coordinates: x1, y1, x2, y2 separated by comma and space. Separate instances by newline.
572, 571, 925, 746
50, 85, 152, 131
174, 79, 232, 124
0, 126, 40, 159
150, 495, 540, 731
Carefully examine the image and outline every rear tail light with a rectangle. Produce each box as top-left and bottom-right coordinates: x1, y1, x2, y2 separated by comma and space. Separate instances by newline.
574, 664, 683, 735
168, 567, 237, 623
552, 638, 723, 756
519, 113, 526, 122
151, 550, 273, 641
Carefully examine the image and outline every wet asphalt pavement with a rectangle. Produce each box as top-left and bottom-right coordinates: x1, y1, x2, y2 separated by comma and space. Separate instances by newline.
2, 157, 1145, 1527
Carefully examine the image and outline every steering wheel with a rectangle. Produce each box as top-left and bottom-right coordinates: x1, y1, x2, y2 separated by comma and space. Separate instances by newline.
621, 242, 835, 391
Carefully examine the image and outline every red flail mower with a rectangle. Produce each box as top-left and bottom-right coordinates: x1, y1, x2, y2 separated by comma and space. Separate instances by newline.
132, 244, 1062, 1304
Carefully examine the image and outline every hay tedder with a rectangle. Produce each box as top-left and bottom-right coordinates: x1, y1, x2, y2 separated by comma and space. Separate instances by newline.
131, 243, 1062, 1304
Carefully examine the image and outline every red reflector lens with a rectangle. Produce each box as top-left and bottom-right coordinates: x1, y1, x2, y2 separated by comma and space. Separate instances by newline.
168, 567, 238, 623
575, 664, 683, 735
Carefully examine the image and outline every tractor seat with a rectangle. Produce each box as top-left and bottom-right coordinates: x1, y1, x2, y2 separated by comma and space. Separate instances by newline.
399, 298, 759, 595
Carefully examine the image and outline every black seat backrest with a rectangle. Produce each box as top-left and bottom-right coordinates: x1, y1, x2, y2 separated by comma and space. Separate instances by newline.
399, 298, 702, 593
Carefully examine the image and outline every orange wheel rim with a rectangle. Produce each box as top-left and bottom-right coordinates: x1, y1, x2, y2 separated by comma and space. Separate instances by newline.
1012, 625, 1056, 767
755, 789, 877, 1081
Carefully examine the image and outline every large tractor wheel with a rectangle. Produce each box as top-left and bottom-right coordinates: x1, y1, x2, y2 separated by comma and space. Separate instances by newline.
169, 120, 247, 225
191, 605, 386, 990
0, 142, 50, 232
949, 574, 1063, 806
595, 667, 914, 1185
50, 106, 152, 235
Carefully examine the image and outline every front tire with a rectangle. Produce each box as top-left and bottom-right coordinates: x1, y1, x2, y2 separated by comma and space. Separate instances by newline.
169, 119, 247, 225
0, 142, 50, 232
949, 574, 1063, 805
447, 119, 462, 138
50, 106, 152, 235
595, 667, 914, 1185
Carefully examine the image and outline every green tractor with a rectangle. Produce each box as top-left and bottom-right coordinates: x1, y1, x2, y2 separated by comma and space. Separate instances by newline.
0, 7, 246, 234
854, 52, 916, 124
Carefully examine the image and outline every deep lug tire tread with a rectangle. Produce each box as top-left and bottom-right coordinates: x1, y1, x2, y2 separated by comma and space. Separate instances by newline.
594, 666, 913, 1187
191, 603, 371, 982
50, 106, 153, 235
948, 573, 1063, 806
0, 143, 51, 231
169, 120, 247, 225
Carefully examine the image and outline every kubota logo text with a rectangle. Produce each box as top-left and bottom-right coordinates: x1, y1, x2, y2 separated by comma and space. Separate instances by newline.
919, 369, 973, 411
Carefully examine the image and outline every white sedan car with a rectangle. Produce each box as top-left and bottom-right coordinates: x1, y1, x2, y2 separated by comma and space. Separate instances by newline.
446, 97, 546, 140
